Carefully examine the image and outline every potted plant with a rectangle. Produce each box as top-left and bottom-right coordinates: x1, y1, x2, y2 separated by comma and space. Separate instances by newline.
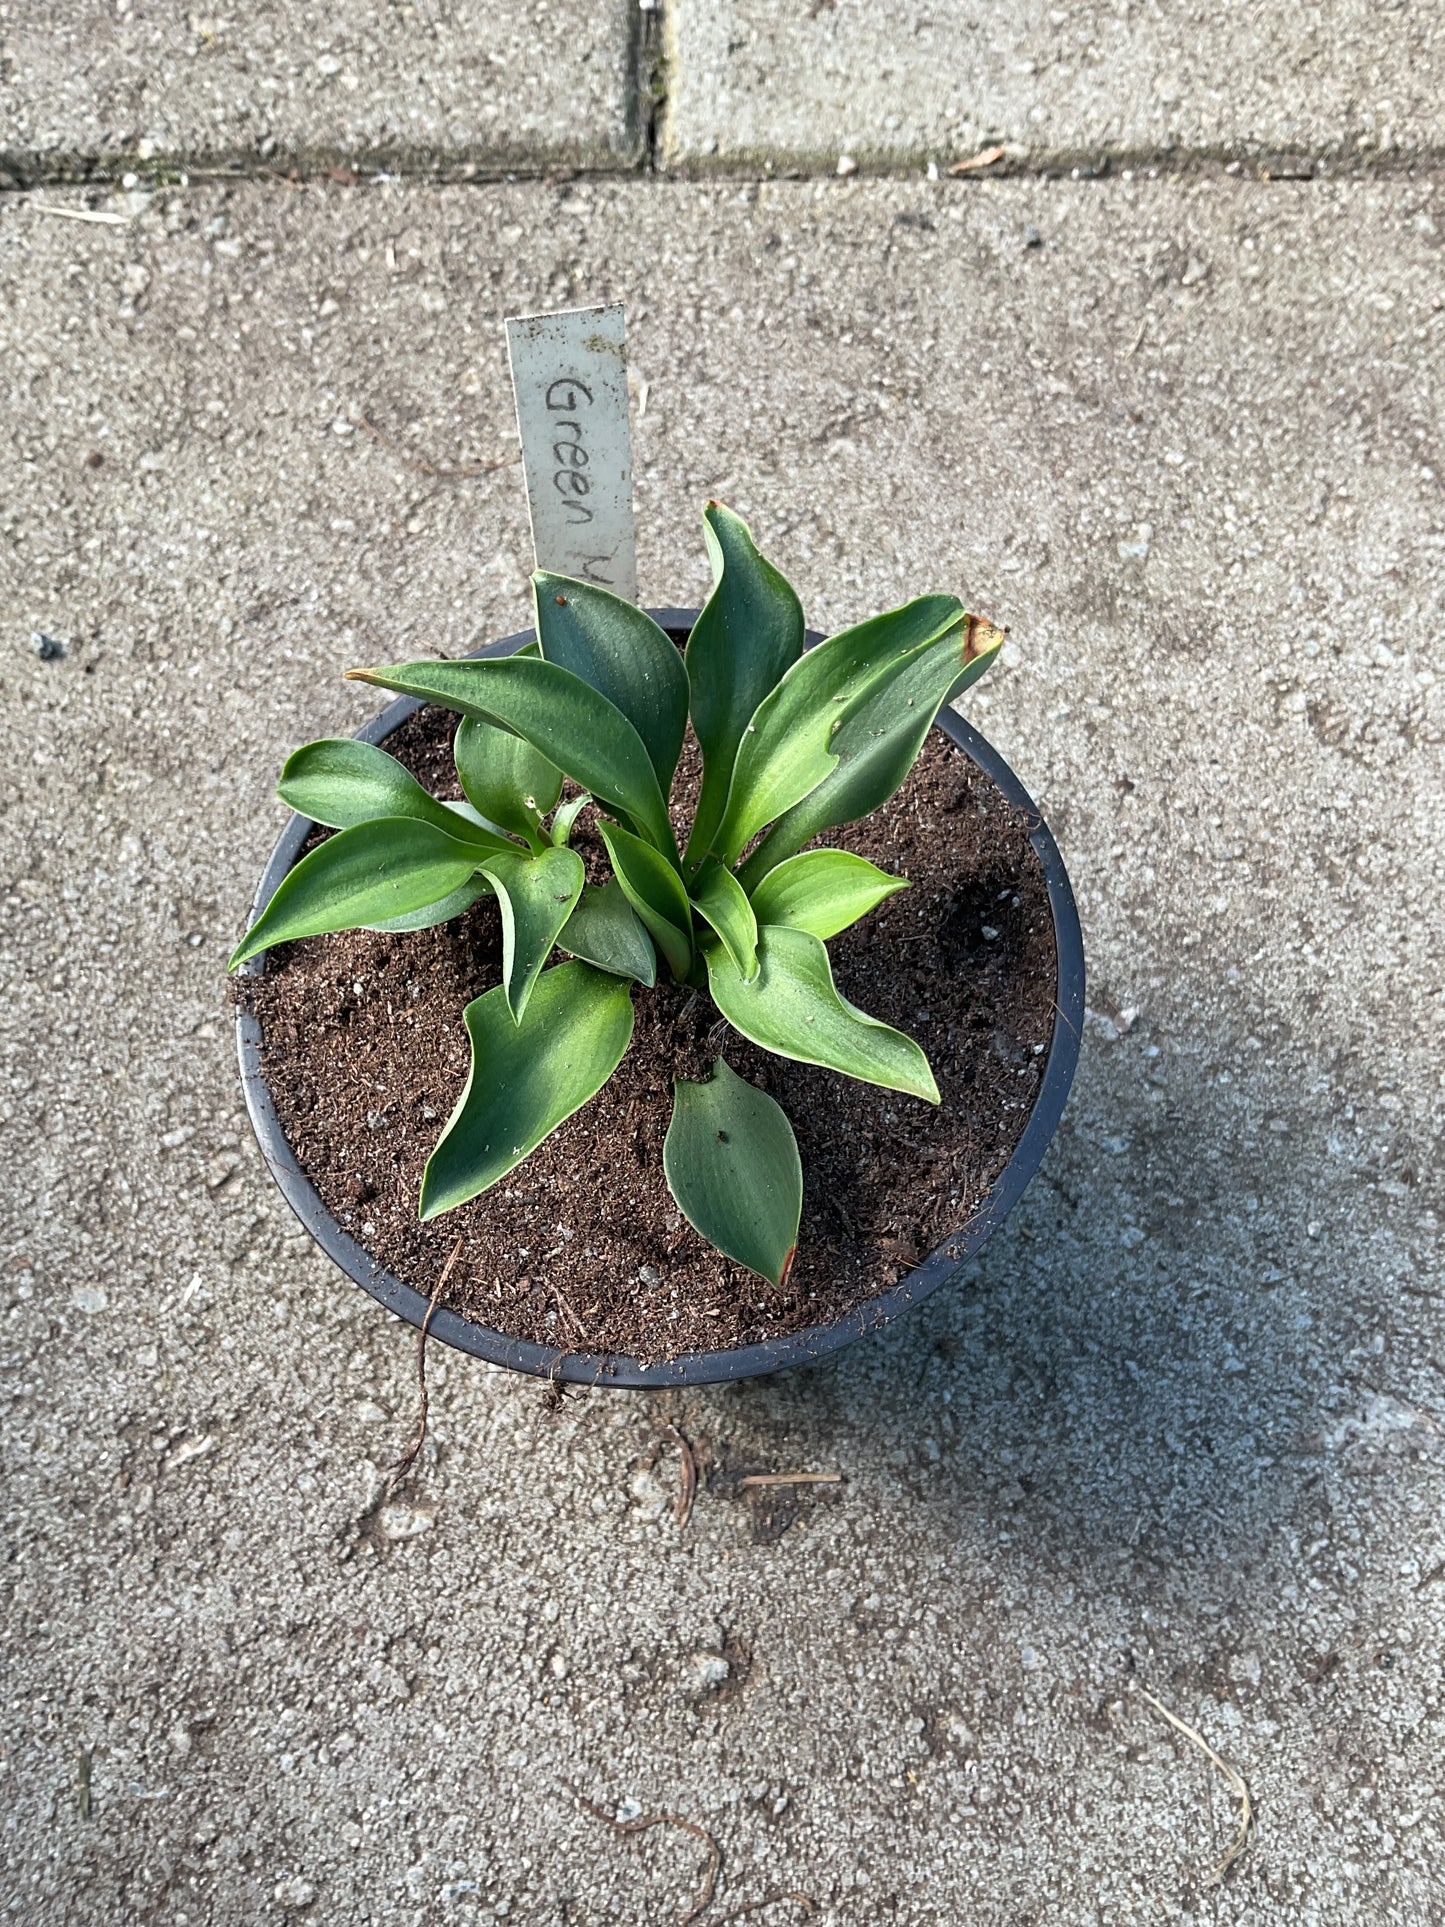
232, 504, 1083, 1387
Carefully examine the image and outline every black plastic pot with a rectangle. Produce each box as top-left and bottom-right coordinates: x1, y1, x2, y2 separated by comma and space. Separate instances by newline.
236, 610, 1084, 1388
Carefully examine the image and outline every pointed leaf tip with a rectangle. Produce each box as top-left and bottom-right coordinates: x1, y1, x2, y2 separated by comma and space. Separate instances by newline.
229, 816, 486, 969
557, 879, 657, 986
533, 575, 688, 795
420, 962, 634, 1217
964, 614, 1007, 663
711, 594, 967, 866
350, 655, 677, 861
663, 1059, 802, 1287
746, 849, 907, 941
689, 857, 758, 981
684, 508, 805, 868
480, 845, 584, 1023
706, 925, 940, 1103
738, 607, 1003, 889
277, 737, 512, 851
596, 818, 694, 983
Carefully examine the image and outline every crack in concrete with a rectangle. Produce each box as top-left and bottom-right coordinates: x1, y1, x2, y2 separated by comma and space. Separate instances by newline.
2, 136, 1443, 195
636, 0, 667, 175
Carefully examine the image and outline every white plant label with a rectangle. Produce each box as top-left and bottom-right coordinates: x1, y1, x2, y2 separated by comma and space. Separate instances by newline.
505, 303, 638, 603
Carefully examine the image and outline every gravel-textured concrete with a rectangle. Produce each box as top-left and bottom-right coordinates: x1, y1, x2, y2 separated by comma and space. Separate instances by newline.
2, 174, 1443, 1923
0, 1, 639, 179
663, 1, 1445, 169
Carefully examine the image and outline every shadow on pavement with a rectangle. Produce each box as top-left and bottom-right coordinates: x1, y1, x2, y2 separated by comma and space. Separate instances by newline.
703, 1038, 1370, 1581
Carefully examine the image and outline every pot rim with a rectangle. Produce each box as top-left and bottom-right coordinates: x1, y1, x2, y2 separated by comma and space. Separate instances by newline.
236, 608, 1084, 1388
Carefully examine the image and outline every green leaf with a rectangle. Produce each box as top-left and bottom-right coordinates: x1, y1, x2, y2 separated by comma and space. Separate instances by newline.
711, 596, 966, 866
689, 857, 758, 981
440, 798, 506, 836
479, 845, 586, 1023
704, 924, 939, 1102
683, 502, 804, 869
229, 818, 485, 969
664, 1059, 802, 1287
557, 880, 657, 987
534, 574, 689, 793
747, 850, 908, 940
346, 656, 677, 861
739, 615, 1005, 889
277, 737, 512, 852
596, 818, 694, 982
455, 714, 562, 844
550, 791, 593, 847
364, 875, 493, 934
420, 962, 635, 1219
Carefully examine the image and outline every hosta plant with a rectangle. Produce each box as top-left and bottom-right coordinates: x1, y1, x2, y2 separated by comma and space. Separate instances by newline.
230, 503, 1003, 1289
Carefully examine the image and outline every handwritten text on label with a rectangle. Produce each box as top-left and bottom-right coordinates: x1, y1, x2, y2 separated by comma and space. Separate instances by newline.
506, 306, 638, 602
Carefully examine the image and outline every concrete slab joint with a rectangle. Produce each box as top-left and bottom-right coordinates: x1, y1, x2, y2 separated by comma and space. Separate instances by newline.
5, 0, 1445, 183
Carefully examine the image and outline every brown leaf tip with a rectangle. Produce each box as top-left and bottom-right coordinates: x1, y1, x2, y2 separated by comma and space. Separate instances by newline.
963, 615, 1007, 664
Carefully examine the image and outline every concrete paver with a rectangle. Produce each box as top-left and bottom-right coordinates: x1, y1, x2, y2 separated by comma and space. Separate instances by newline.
2, 173, 1443, 1922
0, 1, 639, 179
664, 1, 1445, 169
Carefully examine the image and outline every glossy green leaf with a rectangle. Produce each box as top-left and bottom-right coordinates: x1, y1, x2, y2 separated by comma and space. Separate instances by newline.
689, 857, 758, 981
705, 924, 939, 1102
683, 502, 804, 870
479, 845, 586, 1023
346, 656, 677, 861
229, 818, 485, 969
535, 574, 688, 792
420, 962, 634, 1219
595, 818, 694, 982
557, 880, 657, 987
664, 1059, 802, 1287
277, 737, 512, 852
711, 596, 966, 866
455, 714, 562, 844
364, 875, 493, 934
747, 850, 908, 940
739, 616, 1005, 889
440, 798, 506, 836
550, 791, 593, 847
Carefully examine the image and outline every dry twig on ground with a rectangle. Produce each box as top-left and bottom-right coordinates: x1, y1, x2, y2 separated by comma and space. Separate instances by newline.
714, 1895, 815, 1924
34, 204, 130, 227
665, 1421, 698, 1529
570, 1788, 721, 1926
1138, 1686, 1255, 1884
949, 145, 1007, 174
737, 1473, 842, 1489
356, 410, 519, 480
386, 1236, 463, 1487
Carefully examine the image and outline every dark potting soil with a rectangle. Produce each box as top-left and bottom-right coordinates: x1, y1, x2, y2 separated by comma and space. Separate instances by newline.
241, 706, 1057, 1363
